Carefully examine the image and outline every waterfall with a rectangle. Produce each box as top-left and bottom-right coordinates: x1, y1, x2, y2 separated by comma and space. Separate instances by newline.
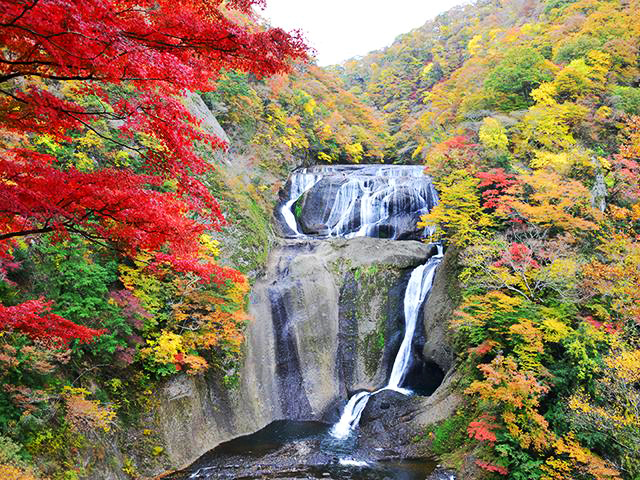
279, 165, 438, 239
330, 252, 442, 439
387, 257, 441, 391
277, 164, 442, 439
176, 165, 445, 479
280, 169, 323, 236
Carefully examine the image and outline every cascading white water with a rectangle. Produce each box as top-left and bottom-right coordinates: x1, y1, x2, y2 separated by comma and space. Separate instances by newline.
280, 169, 323, 236
279, 165, 438, 239
330, 390, 372, 440
280, 164, 442, 440
387, 257, 441, 391
330, 250, 443, 440
179, 165, 445, 479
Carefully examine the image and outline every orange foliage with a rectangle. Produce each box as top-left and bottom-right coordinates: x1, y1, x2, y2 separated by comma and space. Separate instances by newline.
172, 277, 250, 368
62, 386, 116, 433
502, 170, 600, 232
582, 232, 640, 324
466, 355, 552, 451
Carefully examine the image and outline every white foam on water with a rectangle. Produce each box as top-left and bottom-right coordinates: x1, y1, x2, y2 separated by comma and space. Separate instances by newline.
280, 165, 438, 239
339, 458, 370, 467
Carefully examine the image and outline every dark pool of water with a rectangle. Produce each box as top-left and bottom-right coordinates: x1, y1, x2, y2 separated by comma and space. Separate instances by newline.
171, 420, 437, 480
199, 420, 329, 458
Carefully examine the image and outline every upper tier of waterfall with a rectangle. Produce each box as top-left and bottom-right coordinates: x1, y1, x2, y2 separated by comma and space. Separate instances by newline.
278, 164, 438, 240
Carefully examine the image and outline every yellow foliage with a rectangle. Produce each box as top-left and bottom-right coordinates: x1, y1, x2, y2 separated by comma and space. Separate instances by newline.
509, 319, 544, 372
345, 142, 364, 163
61, 386, 116, 433
541, 316, 572, 343
421, 62, 434, 78
605, 350, 640, 383
569, 393, 633, 428
467, 34, 484, 55
303, 98, 316, 116
73, 151, 94, 172
479, 117, 508, 151
453, 290, 523, 330
114, 150, 131, 167
317, 151, 335, 163
411, 143, 424, 160
531, 82, 557, 106
542, 433, 621, 480
142, 331, 184, 364
419, 170, 495, 247
34, 134, 61, 153
554, 59, 592, 99
585, 50, 611, 90
506, 170, 599, 232
198, 234, 220, 258
76, 129, 105, 149
0, 465, 40, 480
119, 254, 175, 315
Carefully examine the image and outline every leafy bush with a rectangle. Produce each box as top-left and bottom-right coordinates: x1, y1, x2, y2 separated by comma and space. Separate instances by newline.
611, 86, 640, 115
484, 47, 554, 111
30, 236, 132, 360
430, 413, 471, 455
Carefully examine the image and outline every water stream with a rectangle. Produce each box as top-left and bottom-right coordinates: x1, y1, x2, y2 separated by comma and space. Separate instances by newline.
279, 164, 438, 239
330, 247, 443, 440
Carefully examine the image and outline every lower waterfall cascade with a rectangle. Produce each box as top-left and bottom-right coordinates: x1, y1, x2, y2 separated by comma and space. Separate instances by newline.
330, 246, 443, 440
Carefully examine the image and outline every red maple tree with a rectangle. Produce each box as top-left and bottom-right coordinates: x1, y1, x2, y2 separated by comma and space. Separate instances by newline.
0, 0, 308, 344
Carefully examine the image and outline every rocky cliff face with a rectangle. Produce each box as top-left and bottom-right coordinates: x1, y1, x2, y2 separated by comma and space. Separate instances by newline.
152, 237, 441, 470
84, 240, 459, 480
356, 247, 461, 457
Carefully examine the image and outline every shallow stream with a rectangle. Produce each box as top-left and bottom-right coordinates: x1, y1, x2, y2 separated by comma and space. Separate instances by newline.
169, 420, 437, 480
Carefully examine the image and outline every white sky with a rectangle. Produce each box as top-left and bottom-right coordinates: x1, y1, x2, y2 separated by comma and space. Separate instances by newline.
260, 0, 468, 66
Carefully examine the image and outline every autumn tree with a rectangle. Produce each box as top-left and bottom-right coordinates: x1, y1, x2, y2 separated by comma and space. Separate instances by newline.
0, 0, 307, 343
418, 169, 496, 247
484, 46, 554, 110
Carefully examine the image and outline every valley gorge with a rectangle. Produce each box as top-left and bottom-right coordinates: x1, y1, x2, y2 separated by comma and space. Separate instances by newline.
2, 1, 639, 479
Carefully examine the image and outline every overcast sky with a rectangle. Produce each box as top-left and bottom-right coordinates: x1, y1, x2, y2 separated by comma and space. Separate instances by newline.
260, 0, 468, 66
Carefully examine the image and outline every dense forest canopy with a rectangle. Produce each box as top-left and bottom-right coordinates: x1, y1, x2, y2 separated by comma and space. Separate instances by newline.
0, 1, 307, 478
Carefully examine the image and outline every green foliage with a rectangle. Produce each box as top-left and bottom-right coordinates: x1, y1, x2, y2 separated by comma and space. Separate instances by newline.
429, 413, 470, 455
30, 236, 131, 359
553, 36, 603, 63
494, 438, 544, 480
484, 47, 554, 110
611, 86, 640, 115
0, 435, 33, 471
25, 425, 88, 479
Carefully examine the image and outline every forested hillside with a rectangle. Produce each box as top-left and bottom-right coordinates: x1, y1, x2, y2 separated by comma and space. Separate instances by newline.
331, 0, 640, 478
0, 1, 311, 478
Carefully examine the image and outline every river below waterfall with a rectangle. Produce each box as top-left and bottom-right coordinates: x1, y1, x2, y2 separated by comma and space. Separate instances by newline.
168, 420, 437, 480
